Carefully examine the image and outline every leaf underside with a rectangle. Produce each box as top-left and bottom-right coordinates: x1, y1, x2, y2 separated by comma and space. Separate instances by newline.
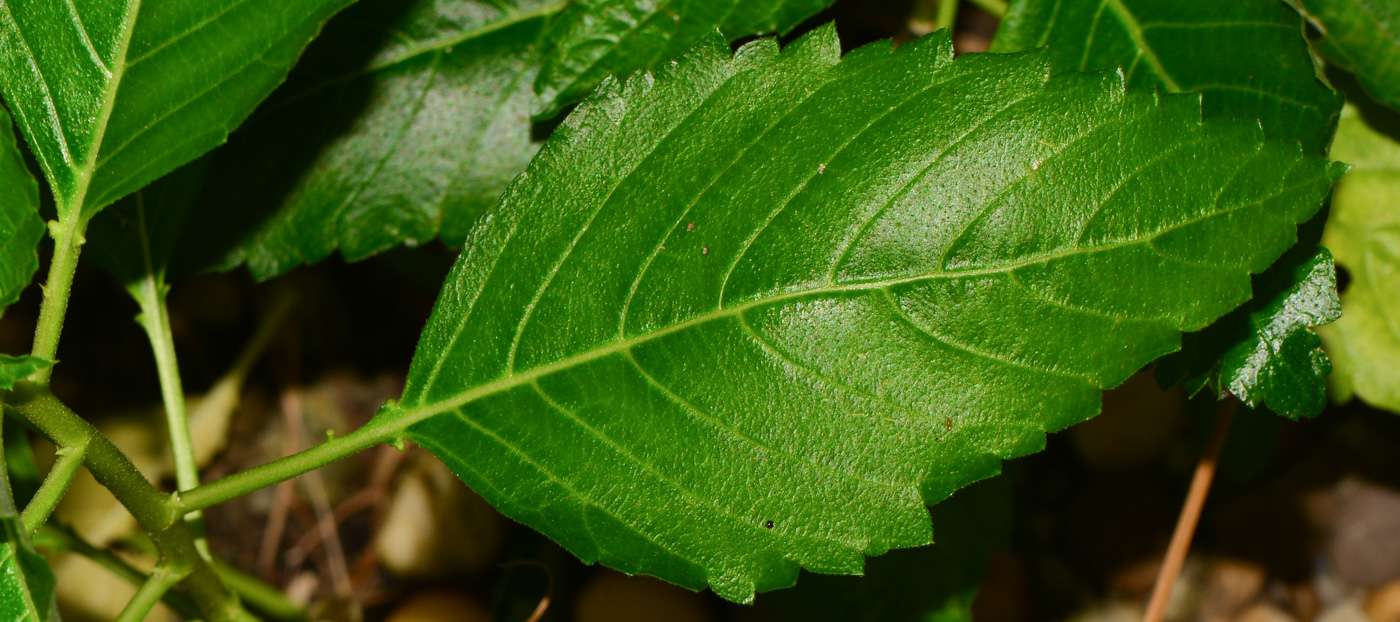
0, 0, 353, 218
0, 106, 41, 317
388, 27, 1339, 601
1318, 104, 1400, 413
1296, 0, 1400, 112
991, 0, 1343, 153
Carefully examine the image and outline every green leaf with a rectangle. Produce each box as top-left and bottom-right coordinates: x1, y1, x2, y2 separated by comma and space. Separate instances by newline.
0, 418, 57, 622
175, 0, 839, 280
1156, 233, 1341, 419
1294, 0, 1400, 112
1318, 104, 1400, 413
0, 105, 41, 318
533, 0, 836, 118
0, 0, 355, 219
87, 158, 210, 293
384, 28, 1339, 601
990, 0, 1344, 153
0, 356, 53, 391
762, 476, 1012, 621
173, 0, 557, 279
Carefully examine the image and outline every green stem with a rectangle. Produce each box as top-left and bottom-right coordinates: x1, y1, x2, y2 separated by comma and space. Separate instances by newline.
936, 0, 960, 32
19, 441, 86, 534
6, 384, 247, 621
34, 523, 205, 619
28, 210, 85, 384
179, 421, 390, 513
134, 266, 210, 557
214, 559, 307, 622
115, 562, 191, 622
966, 0, 1006, 17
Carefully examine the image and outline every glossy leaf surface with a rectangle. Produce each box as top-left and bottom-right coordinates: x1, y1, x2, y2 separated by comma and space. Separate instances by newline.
991, 0, 1343, 153
387, 29, 1339, 601
1157, 238, 1341, 418
763, 476, 1011, 621
0, 107, 41, 317
534, 0, 835, 117
1318, 104, 1400, 413
0, 0, 353, 217
1296, 0, 1400, 112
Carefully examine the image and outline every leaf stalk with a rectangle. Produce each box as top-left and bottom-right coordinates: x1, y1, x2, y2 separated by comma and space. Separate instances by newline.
19, 440, 86, 534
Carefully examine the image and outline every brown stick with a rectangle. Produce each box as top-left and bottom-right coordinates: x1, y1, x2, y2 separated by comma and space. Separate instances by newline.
1143, 398, 1238, 622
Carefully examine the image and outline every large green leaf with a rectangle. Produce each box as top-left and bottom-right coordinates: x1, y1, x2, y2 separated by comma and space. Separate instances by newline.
990, 0, 1343, 154
376, 28, 1339, 601
0, 106, 41, 317
0, 0, 354, 218
0, 416, 57, 622
762, 476, 1012, 621
1295, 0, 1400, 112
1318, 104, 1400, 413
533, 0, 835, 117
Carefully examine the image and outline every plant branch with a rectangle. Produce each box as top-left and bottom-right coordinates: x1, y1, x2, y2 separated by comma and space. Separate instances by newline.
966, 0, 1007, 18
115, 561, 191, 622
179, 420, 392, 514
28, 210, 86, 384
5, 383, 249, 622
19, 440, 86, 534
936, 0, 960, 32
1143, 398, 1238, 622
34, 523, 205, 619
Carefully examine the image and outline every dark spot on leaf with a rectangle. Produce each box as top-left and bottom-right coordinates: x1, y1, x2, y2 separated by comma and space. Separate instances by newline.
702, 247, 709, 255
944, 416, 954, 431
765, 520, 774, 529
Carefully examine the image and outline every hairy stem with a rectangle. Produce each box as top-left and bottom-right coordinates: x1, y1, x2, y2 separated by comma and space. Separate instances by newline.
7, 384, 248, 622
134, 266, 211, 557
179, 419, 390, 514
1143, 398, 1238, 622
28, 211, 85, 384
115, 562, 191, 622
19, 441, 86, 534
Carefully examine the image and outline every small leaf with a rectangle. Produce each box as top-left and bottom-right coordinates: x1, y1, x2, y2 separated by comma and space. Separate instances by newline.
0, 356, 53, 391
991, 0, 1343, 153
0, 105, 42, 318
762, 476, 1012, 621
0, 419, 57, 622
1294, 0, 1400, 112
0, 0, 355, 218
533, 0, 836, 118
1318, 104, 1400, 413
387, 29, 1339, 601
1156, 234, 1341, 419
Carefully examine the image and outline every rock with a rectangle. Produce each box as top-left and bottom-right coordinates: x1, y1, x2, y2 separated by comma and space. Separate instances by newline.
375, 453, 505, 577
574, 571, 711, 622
1367, 579, 1400, 622
1329, 479, 1400, 587
385, 591, 489, 622
1234, 603, 1298, 622
1199, 559, 1267, 622
1315, 600, 1370, 622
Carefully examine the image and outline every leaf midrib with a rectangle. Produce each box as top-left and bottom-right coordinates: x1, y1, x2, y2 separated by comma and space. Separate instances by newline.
381, 173, 1321, 438
1102, 0, 1183, 92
